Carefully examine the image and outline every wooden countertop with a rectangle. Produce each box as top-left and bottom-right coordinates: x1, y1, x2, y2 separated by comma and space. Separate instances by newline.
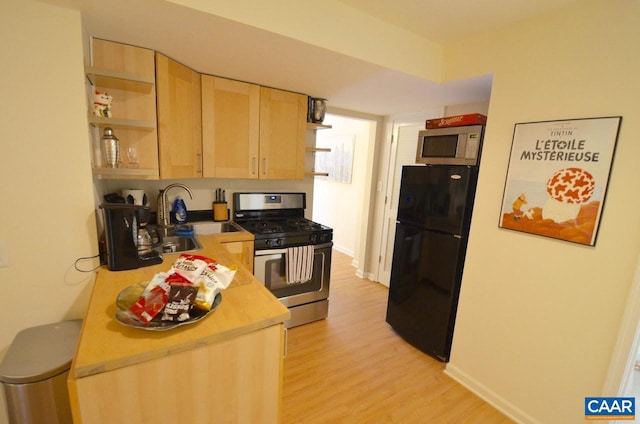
70, 231, 289, 379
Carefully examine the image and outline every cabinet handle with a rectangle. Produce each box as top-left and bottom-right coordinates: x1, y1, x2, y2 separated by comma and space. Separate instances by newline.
262, 158, 267, 175
197, 153, 202, 174
252, 157, 256, 175
283, 327, 288, 358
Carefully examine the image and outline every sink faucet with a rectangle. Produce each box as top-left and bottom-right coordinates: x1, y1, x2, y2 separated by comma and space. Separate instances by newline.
157, 183, 194, 229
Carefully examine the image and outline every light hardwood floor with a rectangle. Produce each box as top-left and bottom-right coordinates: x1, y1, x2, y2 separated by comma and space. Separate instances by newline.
282, 249, 513, 424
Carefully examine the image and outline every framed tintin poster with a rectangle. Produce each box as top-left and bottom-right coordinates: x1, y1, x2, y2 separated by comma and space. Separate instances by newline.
499, 116, 622, 246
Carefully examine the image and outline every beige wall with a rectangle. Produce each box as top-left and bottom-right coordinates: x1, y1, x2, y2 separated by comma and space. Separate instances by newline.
0, 1, 97, 422
443, 1, 640, 423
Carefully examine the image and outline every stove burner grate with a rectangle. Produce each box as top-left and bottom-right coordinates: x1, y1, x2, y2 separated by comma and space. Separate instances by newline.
286, 218, 322, 231
243, 220, 283, 234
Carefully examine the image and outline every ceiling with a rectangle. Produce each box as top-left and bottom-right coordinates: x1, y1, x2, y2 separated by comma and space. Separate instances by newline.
66, 0, 579, 116
337, 0, 580, 44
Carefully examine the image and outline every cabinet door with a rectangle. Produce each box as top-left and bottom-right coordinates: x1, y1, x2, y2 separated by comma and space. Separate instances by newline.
71, 325, 284, 423
156, 53, 202, 179
259, 87, 307, 180
201, 76, 260, 179
221, 240, 254, 273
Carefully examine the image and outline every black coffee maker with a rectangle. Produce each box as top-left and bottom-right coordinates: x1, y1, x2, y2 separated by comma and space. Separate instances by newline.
100, 203, 163, 271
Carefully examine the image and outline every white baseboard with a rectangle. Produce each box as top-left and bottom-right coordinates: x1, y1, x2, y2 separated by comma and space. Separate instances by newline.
444, 364, 540, 424
356, 270, 376, 281
332, 244, 353, 257
331, 245, 375, 282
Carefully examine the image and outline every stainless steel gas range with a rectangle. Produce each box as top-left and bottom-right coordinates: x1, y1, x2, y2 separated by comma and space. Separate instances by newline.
233, 192, 333, 328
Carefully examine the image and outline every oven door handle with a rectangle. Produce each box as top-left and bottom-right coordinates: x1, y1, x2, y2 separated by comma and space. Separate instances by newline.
255, 242, 333, 256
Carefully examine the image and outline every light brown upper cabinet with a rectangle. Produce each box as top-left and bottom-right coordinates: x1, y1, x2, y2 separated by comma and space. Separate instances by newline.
259, 87, 307, 180
201, 76, 260, 179
87, 38, 159, 179
156, 53, 202, 179
88, 39, 309, 181
202, 79, 307, 180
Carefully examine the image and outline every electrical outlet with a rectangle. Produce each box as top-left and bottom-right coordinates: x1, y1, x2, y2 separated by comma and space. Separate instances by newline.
0, 240, 9, 267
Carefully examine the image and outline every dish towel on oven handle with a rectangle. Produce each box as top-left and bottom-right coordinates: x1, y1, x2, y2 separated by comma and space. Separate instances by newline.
286, 245, 314, 284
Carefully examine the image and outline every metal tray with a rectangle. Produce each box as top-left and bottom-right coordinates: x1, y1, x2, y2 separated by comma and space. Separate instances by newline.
114, 282, 221, 331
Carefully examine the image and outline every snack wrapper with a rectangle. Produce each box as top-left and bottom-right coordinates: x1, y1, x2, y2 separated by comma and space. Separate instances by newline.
165, 272, 193, 286
141, 272, 170, 297
169, 254, 214, 283
127, 281, 170, 323
161, 284, 198, 322
194, 263, 237, 311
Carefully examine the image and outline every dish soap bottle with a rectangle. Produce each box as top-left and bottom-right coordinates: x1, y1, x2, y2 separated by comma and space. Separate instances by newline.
172, 196, 188, 224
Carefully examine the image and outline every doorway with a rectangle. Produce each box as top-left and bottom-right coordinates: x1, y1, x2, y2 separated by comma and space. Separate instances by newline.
374, 109, 443, 287
311, 113, 378, 269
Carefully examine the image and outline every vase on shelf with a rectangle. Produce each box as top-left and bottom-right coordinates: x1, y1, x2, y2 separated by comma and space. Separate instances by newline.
308, 98, 327, 123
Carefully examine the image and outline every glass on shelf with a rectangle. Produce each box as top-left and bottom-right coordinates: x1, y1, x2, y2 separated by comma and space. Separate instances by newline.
127, 146, 139, 168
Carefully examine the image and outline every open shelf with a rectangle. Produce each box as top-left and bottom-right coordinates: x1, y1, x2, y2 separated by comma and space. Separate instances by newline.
85, 66, 155, 91
88, 115, 156, 130
92, 167, 159, 180
306, 122, 332, 130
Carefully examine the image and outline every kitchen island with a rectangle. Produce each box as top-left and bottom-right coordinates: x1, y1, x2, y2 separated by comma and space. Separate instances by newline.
67, 231, 290, 424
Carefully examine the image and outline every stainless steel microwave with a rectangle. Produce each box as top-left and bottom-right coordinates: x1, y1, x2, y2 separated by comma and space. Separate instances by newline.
416, 124, 484, 166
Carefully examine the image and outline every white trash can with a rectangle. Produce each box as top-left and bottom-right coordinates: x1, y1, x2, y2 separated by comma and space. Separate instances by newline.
0, 320, 82, 424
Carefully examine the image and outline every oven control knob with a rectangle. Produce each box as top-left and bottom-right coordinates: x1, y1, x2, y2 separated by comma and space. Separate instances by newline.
310, 234, 318, 244
267, 239, 281, 248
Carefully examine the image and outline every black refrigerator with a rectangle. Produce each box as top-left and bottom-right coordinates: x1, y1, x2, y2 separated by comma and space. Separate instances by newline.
385, 165, 479, 362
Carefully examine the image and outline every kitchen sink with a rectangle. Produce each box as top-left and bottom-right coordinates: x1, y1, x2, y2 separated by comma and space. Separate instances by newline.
192, 221, 243, 235
155, 234, 202, 254
151, 221, 244, 254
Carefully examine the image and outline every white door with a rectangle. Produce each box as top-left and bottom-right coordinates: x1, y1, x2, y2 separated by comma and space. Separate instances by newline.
376, 109, 443, 286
